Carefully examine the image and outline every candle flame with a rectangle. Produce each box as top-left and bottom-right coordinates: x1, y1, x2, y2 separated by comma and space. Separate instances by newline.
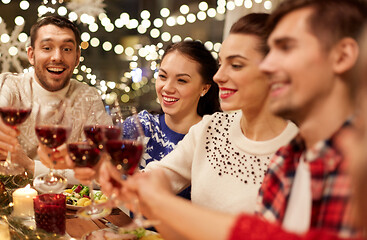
25, 184, 31, 189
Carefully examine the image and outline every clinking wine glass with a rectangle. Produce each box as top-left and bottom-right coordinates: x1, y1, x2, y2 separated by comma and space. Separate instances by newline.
33, 100, 71, 193
67, 139, 110, 219
0, 73, 32, 176
76, 101, 123, 220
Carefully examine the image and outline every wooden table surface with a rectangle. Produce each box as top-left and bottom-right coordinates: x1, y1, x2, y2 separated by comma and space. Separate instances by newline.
65, 208, 132, 239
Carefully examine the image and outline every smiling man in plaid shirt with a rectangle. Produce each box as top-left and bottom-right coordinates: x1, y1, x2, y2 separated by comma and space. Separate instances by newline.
257, 0, 367, 238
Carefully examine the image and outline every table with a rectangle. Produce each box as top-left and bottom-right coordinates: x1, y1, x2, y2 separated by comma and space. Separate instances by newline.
66, 208, 132, 239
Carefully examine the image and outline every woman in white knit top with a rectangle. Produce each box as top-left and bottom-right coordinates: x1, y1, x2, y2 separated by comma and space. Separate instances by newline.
100, 13, 298, 217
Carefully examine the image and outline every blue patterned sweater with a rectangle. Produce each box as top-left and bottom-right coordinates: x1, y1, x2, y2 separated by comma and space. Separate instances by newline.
124, 110, 191, 200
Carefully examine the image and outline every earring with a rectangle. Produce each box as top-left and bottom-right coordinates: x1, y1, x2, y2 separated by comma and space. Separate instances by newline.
201, 93, 205, 97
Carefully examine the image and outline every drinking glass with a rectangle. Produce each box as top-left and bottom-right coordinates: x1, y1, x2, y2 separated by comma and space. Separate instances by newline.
0, 73, 32, 176
67, 140, 110, 219
33, 100, 71, 193
33, 193, 66, 236
84, 105, 156, 229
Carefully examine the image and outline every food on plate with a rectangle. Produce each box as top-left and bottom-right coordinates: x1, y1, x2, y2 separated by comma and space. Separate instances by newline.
83, 228, 163, 240
140, 235, 164, 240
63, 184, 107, 207
84, 230, 137, 240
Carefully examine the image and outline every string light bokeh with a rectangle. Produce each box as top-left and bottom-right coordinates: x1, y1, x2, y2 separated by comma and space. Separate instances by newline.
0, 0, 277, 110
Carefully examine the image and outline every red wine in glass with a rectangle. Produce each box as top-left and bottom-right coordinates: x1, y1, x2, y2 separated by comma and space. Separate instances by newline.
67, 142, 101, 168
105, 139, 144, 176
35, 125, 69, 149
0, 107, 31, 127
84, 125, 121, 150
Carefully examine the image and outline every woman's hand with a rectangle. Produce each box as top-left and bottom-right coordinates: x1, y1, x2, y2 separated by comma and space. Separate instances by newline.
37, 144, 74, 169
74, 153, 108, 185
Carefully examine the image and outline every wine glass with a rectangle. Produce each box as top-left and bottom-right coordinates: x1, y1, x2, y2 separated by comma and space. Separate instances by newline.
0, 73, 32, 176
88, 105, 156, 229
76, 101, 123, 219
33, 100, 71, 193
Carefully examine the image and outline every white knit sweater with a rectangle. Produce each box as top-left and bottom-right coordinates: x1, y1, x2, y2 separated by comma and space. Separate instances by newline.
146, 111, 298, 214
0, 72, 111, 182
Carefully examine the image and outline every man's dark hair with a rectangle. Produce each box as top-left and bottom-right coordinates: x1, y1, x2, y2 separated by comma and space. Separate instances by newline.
268, 0, 367, 50
30, 15, 81, 48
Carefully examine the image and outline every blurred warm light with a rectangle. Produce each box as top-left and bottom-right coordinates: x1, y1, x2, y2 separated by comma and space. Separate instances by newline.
150, 28, 160, 38
234, 0, 244, 7
217, 6, 226, 14
161, 32, 171, 42
18, 33, 28, 42
166, 16, 176, 26
264, 0, 272, 10
226, 1, 236, 10
177, 16, 186, 25
90, 37, 100, 47
141, 10, 150, 19
214, 42, 221, 52
20, 1, 30, 10
197, 11, 207, 21
1, 34, 10, 43
187, 13, 196, 23
9, 46, 18, 56
115, 18, 124, 28
68, 12, 78, 21
121, 94, 130, 103
102, 41, 112, 51
207, 8, 216, 18
105, 23, 114, 32
114, 44, 124, 54
137, 25, 147, 34
57, 6, 67, 16
141, 19, 151, 28
81, 32, 90, 42
89, 23, 98, 32
199, 1, 209, 11
204, 41, 213, 51
153, 18, 163, 28
245, 0, 253, 8
125, 47, 134, 56
81, 41, 89, 49
160, 8, 170, 18
172, 35, 182, 43
180, 5, 190, 15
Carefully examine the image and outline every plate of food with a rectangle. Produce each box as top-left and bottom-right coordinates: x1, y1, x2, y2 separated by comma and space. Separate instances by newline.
82, 228, 164, 240
63, 184, 108, 210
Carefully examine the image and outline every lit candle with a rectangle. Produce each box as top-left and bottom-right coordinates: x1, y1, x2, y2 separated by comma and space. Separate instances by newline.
0, 220, 10, 240
12, 184, 38, 218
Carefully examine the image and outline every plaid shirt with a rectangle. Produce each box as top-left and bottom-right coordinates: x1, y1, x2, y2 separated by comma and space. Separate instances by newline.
256, 121, 359, 238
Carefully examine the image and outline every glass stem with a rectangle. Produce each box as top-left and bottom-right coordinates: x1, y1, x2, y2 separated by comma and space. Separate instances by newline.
5, 151, 11, 165
88, 182, 94, 204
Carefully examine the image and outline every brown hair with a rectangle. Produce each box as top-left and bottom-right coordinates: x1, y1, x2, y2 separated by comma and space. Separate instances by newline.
350, 27, 367, 234
268, 0, 367, 51
230, 13, 270, 55
30, 15, 81, 48
162, 40, 221, 116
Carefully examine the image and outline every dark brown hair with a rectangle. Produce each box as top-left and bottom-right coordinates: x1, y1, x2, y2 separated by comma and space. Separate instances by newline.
230, 13, 270, 55
162, 40, 221, 116
268, 0, 367, 50
30, 15, 81, 48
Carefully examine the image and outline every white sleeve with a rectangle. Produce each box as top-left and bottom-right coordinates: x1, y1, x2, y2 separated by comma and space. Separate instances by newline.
145, 119, 205, 194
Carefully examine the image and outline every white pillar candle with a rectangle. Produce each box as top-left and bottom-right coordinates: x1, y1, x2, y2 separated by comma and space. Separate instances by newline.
12, 184, 38, 218
0, 220, 10, 240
